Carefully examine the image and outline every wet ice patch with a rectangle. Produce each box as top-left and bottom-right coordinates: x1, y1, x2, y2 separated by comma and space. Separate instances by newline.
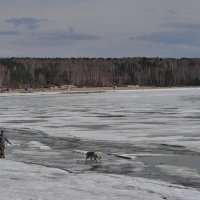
109, 153, 137, 159
166, 140, 200, 153
28, 141, 51, 150
132, 153, 172, 157
156, 164, 200, 180
111, 153, 171, 160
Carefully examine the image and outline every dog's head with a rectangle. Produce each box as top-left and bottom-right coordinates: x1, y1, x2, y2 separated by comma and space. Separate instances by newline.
94, 152, 102, 160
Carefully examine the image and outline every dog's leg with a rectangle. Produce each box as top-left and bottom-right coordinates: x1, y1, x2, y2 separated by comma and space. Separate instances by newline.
86, 154, 89, 162
94, 155, 97, 163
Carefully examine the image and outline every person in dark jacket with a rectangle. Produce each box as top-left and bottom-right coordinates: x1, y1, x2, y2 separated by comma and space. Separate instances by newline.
0, 130, 12, 158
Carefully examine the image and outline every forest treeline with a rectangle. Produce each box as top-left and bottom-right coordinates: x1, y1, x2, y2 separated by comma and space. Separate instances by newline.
0, 57, 200, 88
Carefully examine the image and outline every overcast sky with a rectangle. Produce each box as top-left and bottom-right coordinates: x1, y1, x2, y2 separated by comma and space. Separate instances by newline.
0, 0, 200, 58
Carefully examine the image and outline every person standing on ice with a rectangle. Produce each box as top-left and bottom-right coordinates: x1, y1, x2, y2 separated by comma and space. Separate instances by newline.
0, 130, 12, 158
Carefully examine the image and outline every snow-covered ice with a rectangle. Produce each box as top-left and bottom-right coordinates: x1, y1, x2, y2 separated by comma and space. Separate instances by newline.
1, 87, 200, 199
1, 160, 200, 200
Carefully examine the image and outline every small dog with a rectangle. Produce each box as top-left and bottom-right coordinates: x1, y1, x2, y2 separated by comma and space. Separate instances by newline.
85, 151, 102, 163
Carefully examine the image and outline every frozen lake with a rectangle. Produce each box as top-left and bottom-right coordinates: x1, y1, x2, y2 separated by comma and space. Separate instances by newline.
1, 88, 200, 199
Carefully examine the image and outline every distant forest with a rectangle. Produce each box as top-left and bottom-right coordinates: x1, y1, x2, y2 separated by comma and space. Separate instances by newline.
0, 57, 200, 88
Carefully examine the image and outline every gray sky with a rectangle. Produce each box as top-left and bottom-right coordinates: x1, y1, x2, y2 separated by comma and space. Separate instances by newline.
0, 0, 200, 58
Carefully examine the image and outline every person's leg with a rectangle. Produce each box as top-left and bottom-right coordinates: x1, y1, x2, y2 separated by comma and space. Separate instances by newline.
0, 145, 3, 158
2, 145, 5, 158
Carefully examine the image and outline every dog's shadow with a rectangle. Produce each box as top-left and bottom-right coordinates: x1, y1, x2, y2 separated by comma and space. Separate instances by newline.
83, 160, 102, 170
84, 160, 101, 164
76, 160, 102, 166
90, 163, 102, 171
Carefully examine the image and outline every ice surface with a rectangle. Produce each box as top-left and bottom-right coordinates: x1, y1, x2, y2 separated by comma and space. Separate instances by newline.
156, 164, 200, 180
1, 160, 200, 200
1, 87, 200, 198
1, 88, 200, 148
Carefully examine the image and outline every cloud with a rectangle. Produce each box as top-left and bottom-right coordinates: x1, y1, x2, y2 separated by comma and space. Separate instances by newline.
164, 22, 200, 30
130, 29, 200, 47
37, 30, 100, 41
0, 31, 21, 35
130, 22, 200, 47
166, 9, 176, 15
5, 17, 46, 30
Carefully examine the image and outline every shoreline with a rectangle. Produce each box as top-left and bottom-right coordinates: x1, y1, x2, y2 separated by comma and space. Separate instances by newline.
1, 85, 200, 94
